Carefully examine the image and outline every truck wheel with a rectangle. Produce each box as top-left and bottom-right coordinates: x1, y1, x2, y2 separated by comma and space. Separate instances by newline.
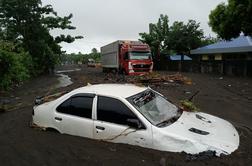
119, 68, 123, 74
112, 69, 118, 74
122, 69, 127, 76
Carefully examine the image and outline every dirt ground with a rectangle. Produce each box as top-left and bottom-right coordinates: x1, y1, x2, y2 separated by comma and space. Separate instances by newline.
0, 65, 252, 166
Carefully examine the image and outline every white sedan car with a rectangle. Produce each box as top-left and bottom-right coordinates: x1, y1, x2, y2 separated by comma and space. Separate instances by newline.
32, 84, 239, 156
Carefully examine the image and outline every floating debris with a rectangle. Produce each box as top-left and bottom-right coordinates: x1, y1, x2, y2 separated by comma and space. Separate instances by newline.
180, 100, 200, 112
104, 72, 192, 86
185, 150, 217, 161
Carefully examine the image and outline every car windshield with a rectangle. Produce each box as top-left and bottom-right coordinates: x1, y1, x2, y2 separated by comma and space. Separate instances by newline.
127, 89, 182, 127
129, 52, 151, 60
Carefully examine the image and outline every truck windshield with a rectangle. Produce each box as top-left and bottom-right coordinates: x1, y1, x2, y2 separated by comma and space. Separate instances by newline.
129, 52, 151, 60
127, 90, 182, 127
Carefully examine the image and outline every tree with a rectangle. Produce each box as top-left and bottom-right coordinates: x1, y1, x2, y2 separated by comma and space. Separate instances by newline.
209, 0, 252, 40
0, 0, 83, 74
139, 14, 169, 67
164, 20, 204, 71
60, 49, 101, 65
139, 15, 207, 70
140, 15, 204, 56
166, 20, 204, 55
201, 36, 220, 46
90, 48, 101, 62
91, 48, 98, 54
0, 41, 30, 89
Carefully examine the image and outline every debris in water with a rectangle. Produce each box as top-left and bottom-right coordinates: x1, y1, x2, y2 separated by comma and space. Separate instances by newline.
35, 91, 69, 105
180, 100, 200, 112
185, 150, 216, 161
104, 72, 192, 86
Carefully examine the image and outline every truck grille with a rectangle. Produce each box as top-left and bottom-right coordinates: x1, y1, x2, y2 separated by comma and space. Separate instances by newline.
133, 64, 151, 68
133, 68, 150, 72
132, 64, 151, 72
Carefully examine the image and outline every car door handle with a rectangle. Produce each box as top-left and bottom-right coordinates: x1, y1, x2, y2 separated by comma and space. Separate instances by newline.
55, 117, 62, 121
96, 126, 105, 130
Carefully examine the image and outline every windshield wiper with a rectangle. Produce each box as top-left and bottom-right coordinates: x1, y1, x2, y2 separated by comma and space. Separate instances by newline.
156, 120, 171, 127
156, 116, 180, 127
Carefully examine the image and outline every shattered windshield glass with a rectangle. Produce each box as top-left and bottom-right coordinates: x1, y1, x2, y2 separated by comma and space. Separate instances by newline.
127, 89, 182, 127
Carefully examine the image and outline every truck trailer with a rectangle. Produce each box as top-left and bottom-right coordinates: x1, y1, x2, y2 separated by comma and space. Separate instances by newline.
101, 40, 153, 75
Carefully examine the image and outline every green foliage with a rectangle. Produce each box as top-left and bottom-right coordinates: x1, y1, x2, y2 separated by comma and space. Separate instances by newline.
0, 0, 83, 74
139, 14, 208, 58
0, 41, 30, 89
55, 35, 83, 43
90, 48, 101, 62
91, 48, 98, 54
209, 0, 252, 40
180, 100, 200, 112
165, 20, 204, 54
139, 14, 169, 62
0, 0, 82, 89
60, 48, 101, 65
201, 36, 220, 46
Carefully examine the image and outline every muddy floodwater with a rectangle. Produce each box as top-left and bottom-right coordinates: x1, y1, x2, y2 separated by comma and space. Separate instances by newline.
55, 68, 81, 88
55, 74, 73, 88
0, 65, 251, 166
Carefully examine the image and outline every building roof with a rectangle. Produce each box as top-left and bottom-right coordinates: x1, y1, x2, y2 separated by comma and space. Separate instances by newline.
168, 55, 192, 61
73, 84, 147, 98
190, 35, 252, 54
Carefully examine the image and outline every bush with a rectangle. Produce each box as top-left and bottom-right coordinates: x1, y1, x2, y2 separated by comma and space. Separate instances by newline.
180, 100, 200, 112
0, 43, 30, 89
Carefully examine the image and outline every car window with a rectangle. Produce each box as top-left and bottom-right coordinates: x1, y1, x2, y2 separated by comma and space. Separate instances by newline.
97, 96, 139, 127
57, 96, 93, 119
57, 97, 71, 114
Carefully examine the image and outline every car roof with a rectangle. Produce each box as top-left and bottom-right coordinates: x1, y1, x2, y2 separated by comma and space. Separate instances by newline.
72, 84, 148, 98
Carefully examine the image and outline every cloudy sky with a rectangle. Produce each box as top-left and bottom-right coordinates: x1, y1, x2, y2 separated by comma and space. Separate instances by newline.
42, 0, 227, 53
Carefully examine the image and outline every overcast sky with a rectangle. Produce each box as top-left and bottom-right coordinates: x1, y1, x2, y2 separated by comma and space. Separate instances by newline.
42, 0, 227, 54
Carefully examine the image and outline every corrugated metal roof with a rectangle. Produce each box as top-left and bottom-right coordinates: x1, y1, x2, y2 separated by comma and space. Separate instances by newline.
168, 55, 192, 61
190, 35, 252, 54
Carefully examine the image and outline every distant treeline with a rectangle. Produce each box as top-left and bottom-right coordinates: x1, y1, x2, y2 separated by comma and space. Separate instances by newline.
61, 48, 101, 65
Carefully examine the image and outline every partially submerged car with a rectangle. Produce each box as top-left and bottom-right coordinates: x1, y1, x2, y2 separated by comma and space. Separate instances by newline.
32, 84, 239, 156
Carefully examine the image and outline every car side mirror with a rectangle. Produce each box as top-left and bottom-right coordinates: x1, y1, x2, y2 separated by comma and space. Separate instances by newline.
126, 118, 145, 129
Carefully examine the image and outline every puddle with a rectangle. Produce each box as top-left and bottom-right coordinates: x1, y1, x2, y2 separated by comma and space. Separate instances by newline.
55, 74, 73, 88
55, 68, 81, 74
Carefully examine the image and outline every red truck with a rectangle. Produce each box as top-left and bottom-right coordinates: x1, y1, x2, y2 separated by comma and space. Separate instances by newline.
101, 40, 153, 75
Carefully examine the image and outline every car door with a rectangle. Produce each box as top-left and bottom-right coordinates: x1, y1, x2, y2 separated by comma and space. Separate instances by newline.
54, 93, 95, 138
93, 96, 153, 148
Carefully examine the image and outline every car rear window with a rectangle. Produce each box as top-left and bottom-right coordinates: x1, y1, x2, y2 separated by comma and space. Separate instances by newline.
57, 96, 93, 119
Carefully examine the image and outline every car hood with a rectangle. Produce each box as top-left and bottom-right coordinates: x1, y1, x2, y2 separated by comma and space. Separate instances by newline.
157, 111, 239, 156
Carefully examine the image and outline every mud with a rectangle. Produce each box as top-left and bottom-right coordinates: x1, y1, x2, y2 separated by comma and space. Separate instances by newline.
0, 64, 252, 166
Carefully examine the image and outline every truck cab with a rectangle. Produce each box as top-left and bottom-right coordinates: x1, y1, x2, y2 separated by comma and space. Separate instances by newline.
101, 40, 153, 75
119, 41, 153, 75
